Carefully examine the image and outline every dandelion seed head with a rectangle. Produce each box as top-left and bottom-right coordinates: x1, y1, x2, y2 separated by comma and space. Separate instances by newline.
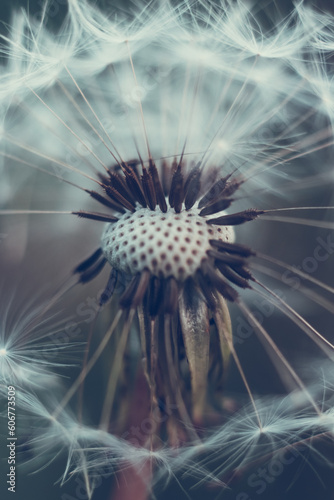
1, 0, 334, 496
102, 206, 234, 280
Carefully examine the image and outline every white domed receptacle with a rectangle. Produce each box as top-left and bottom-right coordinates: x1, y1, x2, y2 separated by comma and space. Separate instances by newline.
101, 207, 235, 280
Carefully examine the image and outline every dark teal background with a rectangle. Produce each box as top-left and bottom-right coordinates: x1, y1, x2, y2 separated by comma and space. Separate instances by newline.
1, 1, 334, 500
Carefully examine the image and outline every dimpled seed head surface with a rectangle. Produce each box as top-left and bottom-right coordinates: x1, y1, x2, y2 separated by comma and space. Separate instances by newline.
101, 207, 235, 280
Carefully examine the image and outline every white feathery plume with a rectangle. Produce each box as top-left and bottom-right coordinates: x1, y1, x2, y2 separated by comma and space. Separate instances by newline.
0, 289, 81, 387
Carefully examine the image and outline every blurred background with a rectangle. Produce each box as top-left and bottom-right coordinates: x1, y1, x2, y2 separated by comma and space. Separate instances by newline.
1, 1, 334, 500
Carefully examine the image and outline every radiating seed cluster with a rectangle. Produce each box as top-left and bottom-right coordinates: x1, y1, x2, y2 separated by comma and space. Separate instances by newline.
102, 207, 235, 280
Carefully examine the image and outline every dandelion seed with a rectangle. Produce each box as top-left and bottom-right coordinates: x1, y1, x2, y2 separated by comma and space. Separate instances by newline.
0, 289, 81, 388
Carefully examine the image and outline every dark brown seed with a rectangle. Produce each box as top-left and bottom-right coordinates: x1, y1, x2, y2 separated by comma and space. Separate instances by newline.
104, 184, 136, 212
227, 264, 254, 281
161, 159, 172, 196
148, 276, 164, 317
124, 159, 141, 178
184, 166, 201, 210
97, 172, 110, 185
79, 257, 107, 284
163, 276, 179, 314
131, 269, 151, 307
73, 248, 103, 274
85, 190, 125, 213
169, 164, 184, 212
198, 173, 232, 209
207, 209, 264, 226
119, 275, 139, 309
199, 198, 233, 217
108, 171, 134, 201
202, 261, 238, 302
220, 177, 245, 198
215, 262, 251, 289
123, 165, 147, 208
196, 269, 217, 311
141, 166, 157, 210
73, 211, 118, 223
149, 159, 168, 213
209, 239, 255, 257
99, 268, 118, 305
207, 248, 246, 266
119, 271, 150, 309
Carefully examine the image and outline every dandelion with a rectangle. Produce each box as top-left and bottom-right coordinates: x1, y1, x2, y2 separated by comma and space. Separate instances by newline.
1, 1, 334, 499
0, 287, 80, 387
